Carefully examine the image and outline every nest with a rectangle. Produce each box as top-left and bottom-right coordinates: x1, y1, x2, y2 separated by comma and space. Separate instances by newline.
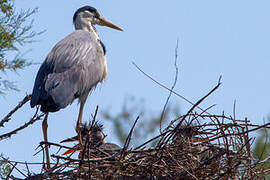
19, 111, 268, 180
1, 82, 270, 179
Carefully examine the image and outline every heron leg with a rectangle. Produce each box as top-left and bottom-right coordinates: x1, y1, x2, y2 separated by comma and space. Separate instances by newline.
76, 101, 86, 145
42, 113, 50, 170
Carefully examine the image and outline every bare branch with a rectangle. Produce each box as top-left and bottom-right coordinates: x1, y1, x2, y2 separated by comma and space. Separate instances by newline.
132, 62, 212, 115
0, 107, 43, 140
0, 94, 31, 127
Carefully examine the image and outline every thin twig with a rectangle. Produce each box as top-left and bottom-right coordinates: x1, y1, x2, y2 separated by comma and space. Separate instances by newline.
132, 62, 211, 115
0, 94, 31, 127
0, 108, 43, 140
120, 116, 140, 158
160, 39, 180, 132
161, 76, 222, 146
6, 160, 27, 178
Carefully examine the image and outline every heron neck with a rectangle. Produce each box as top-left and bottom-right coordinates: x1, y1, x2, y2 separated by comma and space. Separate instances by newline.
74, 19, 100, 39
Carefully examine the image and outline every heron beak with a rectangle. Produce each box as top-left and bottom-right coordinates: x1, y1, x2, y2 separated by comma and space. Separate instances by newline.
98, 16, 123, 31
60, 135, 78, 143
62, 149, 76, 156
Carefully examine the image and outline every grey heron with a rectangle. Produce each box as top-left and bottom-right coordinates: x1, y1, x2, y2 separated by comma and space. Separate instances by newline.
30, 6, 122, 169
61, 121, 121, 157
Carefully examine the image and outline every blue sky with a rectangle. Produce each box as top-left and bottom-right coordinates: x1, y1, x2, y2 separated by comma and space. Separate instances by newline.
1, 0, 270, 174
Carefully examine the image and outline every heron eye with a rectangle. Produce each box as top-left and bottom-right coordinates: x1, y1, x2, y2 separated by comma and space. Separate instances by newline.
93, 17, 100, 24
82, 11, 94, 19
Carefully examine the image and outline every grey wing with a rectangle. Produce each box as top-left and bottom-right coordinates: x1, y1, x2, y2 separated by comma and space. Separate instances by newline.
30, 30, 106, 112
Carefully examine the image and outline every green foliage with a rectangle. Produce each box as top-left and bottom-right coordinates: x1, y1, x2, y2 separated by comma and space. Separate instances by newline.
0, 0, 41, 93
102, 96, 180, 147
253, 116, 270, 178
0, 154, 11, 179
254, 116, 270, 162
254, 129, 270, 162
0, 0, 40, 174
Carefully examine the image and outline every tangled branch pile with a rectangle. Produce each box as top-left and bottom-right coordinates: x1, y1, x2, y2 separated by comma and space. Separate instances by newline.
1, 82, 270, 179
31, 116, 268, 179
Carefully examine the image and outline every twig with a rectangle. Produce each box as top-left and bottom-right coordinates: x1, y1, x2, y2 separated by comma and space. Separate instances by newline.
25, 161, 30, 177
0, 108, 43, 140
6, 162, 17, 179
92, 106, 99, 124
134, 132, 168, 150
132, 62, 211, 114
161, 76, 222, 146
120, 116, 140, 158
39, 141, 77, 151
160, 39, 180, 132
6, 160, 27, 178
51, 154, 115, 163
0, 94, 31, 127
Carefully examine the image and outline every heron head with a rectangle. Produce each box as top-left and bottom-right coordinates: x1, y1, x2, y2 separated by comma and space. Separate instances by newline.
60, 121, 106, 145
82, 121, 106, 145
73, 6, 123, 31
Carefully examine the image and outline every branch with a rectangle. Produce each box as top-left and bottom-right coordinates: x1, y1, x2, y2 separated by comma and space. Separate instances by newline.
0, 94, 31, 127
0, 107, 43, 140
132, 62, 212, 115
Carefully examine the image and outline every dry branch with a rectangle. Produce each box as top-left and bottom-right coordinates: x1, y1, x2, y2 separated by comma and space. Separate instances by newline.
0, 94, 31, 127
0, 107, 43, 140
